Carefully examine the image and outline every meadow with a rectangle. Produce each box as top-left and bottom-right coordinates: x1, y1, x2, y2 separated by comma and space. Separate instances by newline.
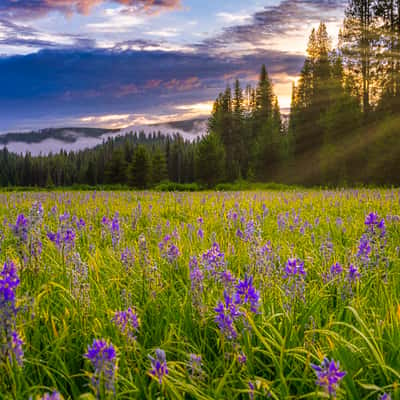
0, 190, 399, 400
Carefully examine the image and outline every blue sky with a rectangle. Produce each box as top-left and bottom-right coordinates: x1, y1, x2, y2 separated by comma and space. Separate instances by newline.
0, 0, 346, 132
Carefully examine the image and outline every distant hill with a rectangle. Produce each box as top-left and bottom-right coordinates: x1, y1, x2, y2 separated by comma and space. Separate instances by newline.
0, 118, 208, 155
0, 127, 119, 145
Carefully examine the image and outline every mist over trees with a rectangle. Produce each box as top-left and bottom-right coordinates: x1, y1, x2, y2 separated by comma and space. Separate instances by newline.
1, 0, 400, 188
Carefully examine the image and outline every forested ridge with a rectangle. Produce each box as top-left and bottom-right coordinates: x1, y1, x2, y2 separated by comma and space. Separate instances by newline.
1, 0, 400, 188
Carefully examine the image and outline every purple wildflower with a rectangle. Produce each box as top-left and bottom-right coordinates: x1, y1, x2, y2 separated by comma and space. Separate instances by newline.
238, 352, 247, 365
11, 214, 29, 243
311, 358, 346, 397
235, 274, 260, 313
63, 229, 76, 248
365, 212, 386, 237
201, 243, 225, 277
347, 264, 360, 283
84, 339, 117, 396
30, 201, 44, 220
148, 349, 168, 384
283, 258, 306, 307
236, 229, 244, 239
0, 261, 20, 302
220, 269, 235, 287
365, 212, 379, 228
379, 394, 391, 400
111, 215, 120, 248
77, 218, 86, 230
112, 308, 139, 341
283, 258, 306, 279
38, 392, 64, 400
320, 237, 334, 261
188, 353, 202, 377
159, 235, 180, 263
10, 331, 24, 366
47, 231, 61, 247
357, 235, 371, 264
189, 257, 204, 297
121, 248, 135, 270
214, 291, 241, 339
249, 381, 255, 400
330, 263, 343, 276
0, 261, 23, 366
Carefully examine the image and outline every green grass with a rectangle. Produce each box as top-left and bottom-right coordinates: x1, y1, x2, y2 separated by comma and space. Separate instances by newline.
0, 189, 399, 399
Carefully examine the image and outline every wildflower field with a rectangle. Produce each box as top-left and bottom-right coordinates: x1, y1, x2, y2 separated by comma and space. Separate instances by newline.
1, 190, 400, 400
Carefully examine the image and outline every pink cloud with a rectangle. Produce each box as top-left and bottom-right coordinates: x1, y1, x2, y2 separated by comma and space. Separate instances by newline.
163, 77, 201, 91
0, 0, 181, 19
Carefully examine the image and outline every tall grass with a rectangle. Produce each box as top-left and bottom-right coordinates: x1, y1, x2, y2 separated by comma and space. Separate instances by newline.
0, 189, 399, 399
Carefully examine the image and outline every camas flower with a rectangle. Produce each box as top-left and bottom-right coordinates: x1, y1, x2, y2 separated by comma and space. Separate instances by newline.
148, 349, 168, 384
159, 235, 180, 263
365, 212, 386, 237
188, 353, 202, 377
111, 215, 120, 248
283, 258, 306, 279
76, 218, 86, 230
38, 392, 64, 400
0, 261, 23, 366
237, 352, 247, 365
215, 291, 241, 339
235, 274, 260, 313
9, 331, 24, 366
347, 264, 360, 283
112, 308, 139, 342
0, 261, 20, 302
330, 262, 343, 276
189, 257, 204, 294
311, 357, 346, 397
365, 212, 379, 228
120, 248, 135, 270
11, 214, 29, 243
248, 381, 255, 400
357, 235, 371, 262
201, 243, 225, 276
84, 339, 117, 396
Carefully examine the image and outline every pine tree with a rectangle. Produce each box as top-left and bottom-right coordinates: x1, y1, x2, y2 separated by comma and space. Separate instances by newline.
374, 0, 400, 114
255, 64, 274, 122
105, 149, 127, 184
195, 133, 225, 187
340, 0, 377, 116
128, 145, 151, 189
151, 149, 168, 184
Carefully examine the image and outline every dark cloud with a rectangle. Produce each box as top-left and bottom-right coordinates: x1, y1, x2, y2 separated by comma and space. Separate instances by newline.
0, 0, 181, 20
199, 0, 346, 52
0, 0, 347, 131
0, 19, 97, 51
0, 47, 304, 129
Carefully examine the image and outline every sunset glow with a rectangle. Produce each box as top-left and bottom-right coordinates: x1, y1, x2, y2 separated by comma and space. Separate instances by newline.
0, 0, 345, 131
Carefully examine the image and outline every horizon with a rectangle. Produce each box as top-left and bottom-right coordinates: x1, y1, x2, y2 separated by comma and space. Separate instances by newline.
0, 0, 344, 133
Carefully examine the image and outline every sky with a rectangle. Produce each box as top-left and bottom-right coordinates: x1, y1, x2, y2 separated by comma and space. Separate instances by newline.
0, 0, 346, 132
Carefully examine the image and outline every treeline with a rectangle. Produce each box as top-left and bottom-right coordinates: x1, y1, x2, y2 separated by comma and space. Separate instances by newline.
0, 132, 199, 188
205, 0, 400, 186
288, 0, 400, 185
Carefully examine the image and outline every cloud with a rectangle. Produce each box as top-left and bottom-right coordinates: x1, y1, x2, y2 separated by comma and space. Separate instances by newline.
0, 0, 347, 132
0, 0, 181, 20
0, 19, 96, 52
199, 0, 346, 54
216, 12, 252, 25
0, 47, 305, 131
